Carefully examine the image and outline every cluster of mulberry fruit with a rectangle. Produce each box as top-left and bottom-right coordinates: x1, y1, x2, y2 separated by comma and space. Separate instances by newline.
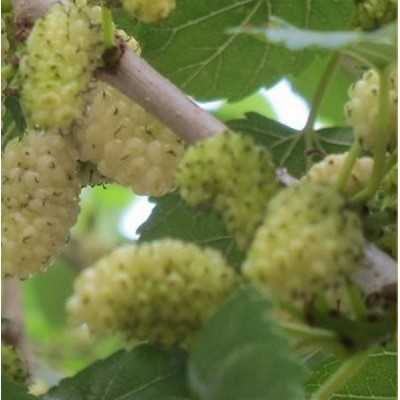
177, 131, 279, 249
74, 82, 185, 196
67, 240, 237, 346
2, 131, 80, 278
243, 183, 364, 312
344, 67, 397, 150
20, 0, 104, 132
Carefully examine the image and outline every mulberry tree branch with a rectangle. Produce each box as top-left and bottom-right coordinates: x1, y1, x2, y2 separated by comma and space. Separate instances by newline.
12, 0, 397, 294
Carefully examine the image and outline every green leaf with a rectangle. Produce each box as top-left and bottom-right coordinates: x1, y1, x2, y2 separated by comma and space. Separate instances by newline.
138, 193, 244, 269
228, 112, 353, 177
2, 376, 37, 400
188, 286, 305, 400
236, 18, 396, 68
307, 344, 397, 399
115, 0, 353, 101
42, 345, 190, 400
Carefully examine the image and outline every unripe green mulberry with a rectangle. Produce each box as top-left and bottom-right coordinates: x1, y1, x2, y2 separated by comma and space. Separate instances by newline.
344, 68, 397, 150
353, 0, 397, 30
243, 183, 364, 311
305, 153, 374, 195
122, 0, 176, 23
74, 82, 185, 196
2, 131, 80, 279
20, 1, 104, 132
67, 240, 237, 346
177, 132, 279, 249
2, 345, 29, 385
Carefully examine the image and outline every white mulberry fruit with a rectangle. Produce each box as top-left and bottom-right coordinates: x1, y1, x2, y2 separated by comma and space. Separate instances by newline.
344, 68, 397, 150
74, 82, 185, 196
67, 240, 237, 346
20, 1, 104, 132
305, 153, 374, 195
177, 131, 279, 249
2, 131, 80, 279
122, 0, 176, 23
243, 183, 364, 312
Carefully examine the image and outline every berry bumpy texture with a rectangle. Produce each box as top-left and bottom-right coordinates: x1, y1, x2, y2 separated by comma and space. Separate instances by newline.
2, 131, 80, 279
305, 153, 374, 195
352, 0, 397, 30
243, 183, 364, 311
20, 1, 104, 132
74, 82, 185, 196
344, 68, 397, 150
122, 0, 176, 23
2, 345, 29, 385
177, 131, 279, 249
67, 240, 237, 346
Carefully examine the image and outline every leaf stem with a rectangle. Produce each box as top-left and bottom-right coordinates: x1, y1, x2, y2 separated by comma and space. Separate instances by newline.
279, 321, 345, 356
303, 53, 340, 169
310, 351, 369, 400
352, 67, 391, 203
336, 139, 361, 193
101, 6, 114, 49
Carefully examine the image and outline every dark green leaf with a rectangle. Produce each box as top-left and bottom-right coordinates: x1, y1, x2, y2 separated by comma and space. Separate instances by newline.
2, 376, 37, 400
228, 112, 353, 177
188, 286, 305, 400
138, 193, 244, 269
42, 345, 190, 400
307, 343, 397, 399
115, 0, 353, 101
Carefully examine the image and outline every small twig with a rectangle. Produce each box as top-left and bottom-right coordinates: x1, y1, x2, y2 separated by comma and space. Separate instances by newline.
97, 48, 226, 143
302, 53, 341, 169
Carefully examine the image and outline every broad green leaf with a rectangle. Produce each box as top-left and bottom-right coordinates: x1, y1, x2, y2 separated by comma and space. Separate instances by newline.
307, 344, 397, 400
138, 193, 244, 269
236, 18, 396, 68
2, 376, 38, 400
42, 345, 190, 400
228, 112, 353, 177
115, 0, 354, 101
188, 286, 305, 400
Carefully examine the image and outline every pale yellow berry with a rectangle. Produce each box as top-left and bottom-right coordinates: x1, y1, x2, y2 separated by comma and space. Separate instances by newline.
20, 1, 104, 132
344, 68, 397, 149
122, 0, 176, 23
74, 82, 185, 196
305, 153, 374, 195
243, 183, 364, 311
67, 240, 237, 346
177, 131, 279, 249
2, 131, 80, 278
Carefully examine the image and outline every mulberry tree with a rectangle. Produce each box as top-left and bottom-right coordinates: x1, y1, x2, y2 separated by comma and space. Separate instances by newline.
1, 0, 397, 399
